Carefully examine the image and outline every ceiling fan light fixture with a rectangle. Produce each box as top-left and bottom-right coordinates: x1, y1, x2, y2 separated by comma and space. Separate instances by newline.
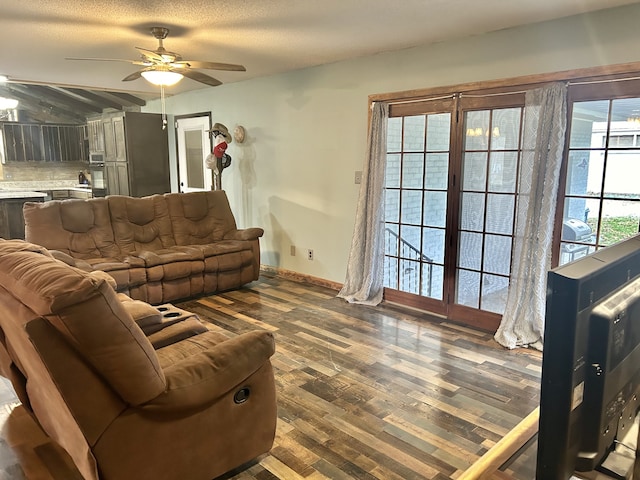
141, 69, 183, 86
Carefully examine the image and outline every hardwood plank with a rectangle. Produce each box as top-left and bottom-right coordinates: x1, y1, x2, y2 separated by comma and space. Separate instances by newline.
0, 275, 543, 479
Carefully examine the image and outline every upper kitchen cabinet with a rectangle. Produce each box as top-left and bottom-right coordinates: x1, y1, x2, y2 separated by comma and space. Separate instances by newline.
102, 112, 170, 197
87, 118, 105, 154
1, 123, 86, 163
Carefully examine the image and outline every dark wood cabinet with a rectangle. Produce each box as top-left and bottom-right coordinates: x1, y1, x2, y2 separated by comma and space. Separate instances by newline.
0, 195, 45, 239
102, 112, 170, 197
87, 118, 105, 153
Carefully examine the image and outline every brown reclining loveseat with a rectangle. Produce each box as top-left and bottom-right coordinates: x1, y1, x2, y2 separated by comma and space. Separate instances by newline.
23, 190, 263, 304
0, 239, 277, 480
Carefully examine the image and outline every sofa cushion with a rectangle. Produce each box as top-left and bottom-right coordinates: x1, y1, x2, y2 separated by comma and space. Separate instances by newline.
146, 319, 209, 349
108, 195, 176, 253
24, 198, 121, 259
0, 245, 166, 405
165, 191, 238, 244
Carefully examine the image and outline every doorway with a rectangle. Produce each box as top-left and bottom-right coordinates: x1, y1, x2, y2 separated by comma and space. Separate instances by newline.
383, 94, 526, 331
175, 113, 212, 192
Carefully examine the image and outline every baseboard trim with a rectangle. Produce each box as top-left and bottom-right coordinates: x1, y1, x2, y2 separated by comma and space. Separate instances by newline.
259, 265, 342, 292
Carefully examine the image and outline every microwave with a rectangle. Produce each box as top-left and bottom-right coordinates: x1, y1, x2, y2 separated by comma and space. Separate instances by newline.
89, 153, 104, 165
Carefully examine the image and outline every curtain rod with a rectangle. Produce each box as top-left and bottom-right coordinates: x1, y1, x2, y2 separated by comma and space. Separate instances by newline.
382, 93, 456, 106
569, 75, 640, 86
460, 90, 527, 98
381, 75, 640, 105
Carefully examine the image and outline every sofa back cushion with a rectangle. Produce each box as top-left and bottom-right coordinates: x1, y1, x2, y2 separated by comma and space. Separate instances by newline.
165, 191, 238, 245
108, 195, 175, 253
0, 242, 166, 405
24, 198, 121, 259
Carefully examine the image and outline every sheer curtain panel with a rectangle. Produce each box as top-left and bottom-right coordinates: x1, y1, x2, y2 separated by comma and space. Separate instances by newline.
494, 82, 567, 349
338, 101, 389, 305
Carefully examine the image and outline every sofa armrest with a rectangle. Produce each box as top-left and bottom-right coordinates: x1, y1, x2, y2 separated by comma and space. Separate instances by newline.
142, 330, 275, 412
49, 250, 94, 272
223, 228, 264, 241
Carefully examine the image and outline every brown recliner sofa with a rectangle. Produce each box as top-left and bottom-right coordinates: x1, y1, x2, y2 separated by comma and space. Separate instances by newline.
23, 190, 263, 305
0, 239, 277, 480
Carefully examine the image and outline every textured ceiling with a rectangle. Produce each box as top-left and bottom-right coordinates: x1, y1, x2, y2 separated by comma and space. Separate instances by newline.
1, 0, 639, 98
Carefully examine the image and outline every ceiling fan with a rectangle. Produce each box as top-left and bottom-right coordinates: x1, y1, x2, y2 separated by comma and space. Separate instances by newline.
67, 26, 246, 87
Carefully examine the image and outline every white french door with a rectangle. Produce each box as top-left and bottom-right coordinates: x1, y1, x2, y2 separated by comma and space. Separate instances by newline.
383, 94, 526, 331
176, 114, 212, 192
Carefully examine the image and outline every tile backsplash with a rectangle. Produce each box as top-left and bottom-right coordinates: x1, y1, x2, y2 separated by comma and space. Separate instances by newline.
1, 161, 88, 181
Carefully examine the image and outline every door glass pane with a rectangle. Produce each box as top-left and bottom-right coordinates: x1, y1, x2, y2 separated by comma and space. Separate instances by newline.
400, 259, 420, 294
185, 130, 205, 189
425, 153, 449, 189
403, 116, 425, 152
426, 113, 451, 151
423, 191, 446, 227
458, 231, 482, 270
385, 190, 400, 223
492, 108, 521, 150
462, 152, 487, 191
485, 194, 514, 235
488, 152, 518, 193
483, 235, 512, 275
422, 227, 445, 264
481, 274, 509, 314
603, 150, 640, 198
464, 111, 490, 150
456, 270, 480, 308
569, 100, 609, 148
400, 190, 423, 224
460, 192, 485, 231
399, 225, 421, 258
422, 264, 443, 299
563, 197, 598, 230
384, 257, 399, 289
565, 150, 602, 197
387, 117, 402, 151
402, 153, 424, 188
385, 223, 400, 256
600, 200, 640, 246
386, 154, 401, 188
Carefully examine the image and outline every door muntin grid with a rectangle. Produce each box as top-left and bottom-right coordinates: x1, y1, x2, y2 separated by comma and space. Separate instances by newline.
455, 107, 523, 314
384, 113, 450, 300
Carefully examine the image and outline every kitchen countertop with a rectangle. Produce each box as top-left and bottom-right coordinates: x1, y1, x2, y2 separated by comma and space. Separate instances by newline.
0, 191, 48, 200
47, 186, 92, 192
0, 181, 91, 191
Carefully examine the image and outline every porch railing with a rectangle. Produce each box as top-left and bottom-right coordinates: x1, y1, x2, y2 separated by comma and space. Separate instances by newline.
384, 228, 434, 297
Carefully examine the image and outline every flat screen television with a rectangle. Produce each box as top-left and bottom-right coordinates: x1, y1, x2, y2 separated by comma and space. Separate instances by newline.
536, 233, 640, 480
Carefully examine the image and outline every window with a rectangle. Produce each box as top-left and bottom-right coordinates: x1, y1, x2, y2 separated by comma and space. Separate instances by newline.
557, 83, 640, 265
377, 67, 640, 331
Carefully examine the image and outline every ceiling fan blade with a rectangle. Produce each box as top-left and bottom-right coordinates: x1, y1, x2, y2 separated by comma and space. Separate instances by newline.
178, 69, 222, 87
135, 47, 165, 62
66, 57, 147, 66
122, 70, 143, 82
174, 60, 246, 72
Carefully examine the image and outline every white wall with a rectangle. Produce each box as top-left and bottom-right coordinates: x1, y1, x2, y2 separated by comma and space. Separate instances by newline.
144, 3, 640, 284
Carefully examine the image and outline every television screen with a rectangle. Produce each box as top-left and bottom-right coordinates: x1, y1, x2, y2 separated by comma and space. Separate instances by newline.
536, 234, 640, 479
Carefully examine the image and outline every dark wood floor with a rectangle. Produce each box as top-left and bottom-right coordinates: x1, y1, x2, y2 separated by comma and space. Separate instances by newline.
0, 274, 543, 479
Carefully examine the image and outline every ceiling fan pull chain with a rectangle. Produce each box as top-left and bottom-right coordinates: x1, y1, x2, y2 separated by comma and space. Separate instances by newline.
160, 84, 167, 129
